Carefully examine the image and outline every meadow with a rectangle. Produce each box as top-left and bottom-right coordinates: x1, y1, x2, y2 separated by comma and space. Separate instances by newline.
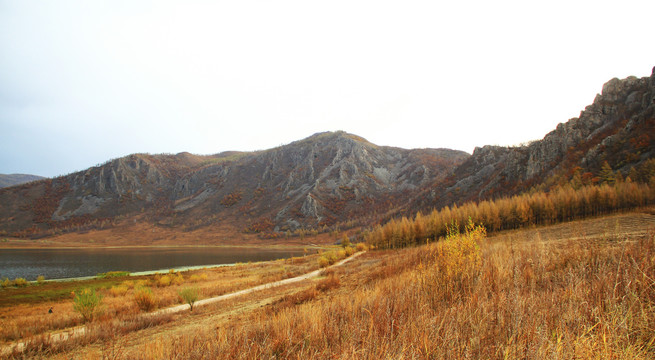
0, 248, 338, 352
125, 214, 654, 359
1, 212, 654, 359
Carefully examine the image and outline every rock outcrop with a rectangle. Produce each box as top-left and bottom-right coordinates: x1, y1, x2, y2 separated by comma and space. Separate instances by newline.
0, 132, 468, 236
426, 68, 655, 208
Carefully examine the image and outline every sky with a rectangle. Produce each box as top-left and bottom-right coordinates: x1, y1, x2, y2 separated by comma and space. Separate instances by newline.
1, 1, 654, 178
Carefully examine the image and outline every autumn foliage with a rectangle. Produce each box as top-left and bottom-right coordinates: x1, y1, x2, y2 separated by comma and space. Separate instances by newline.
367, 180, 654, 249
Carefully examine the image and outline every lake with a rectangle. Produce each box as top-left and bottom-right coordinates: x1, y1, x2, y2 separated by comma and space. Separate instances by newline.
0, 247, 307, 281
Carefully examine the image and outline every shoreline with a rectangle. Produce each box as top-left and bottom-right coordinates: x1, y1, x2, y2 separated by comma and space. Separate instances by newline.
41, 263, 238, 283
0, 243, 331, 250
3, 245, 332, 282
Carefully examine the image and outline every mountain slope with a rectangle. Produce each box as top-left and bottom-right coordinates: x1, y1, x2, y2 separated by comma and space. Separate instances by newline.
0, 174, 45, 188
2, 67, 654, 244
0, 132, 468, 239
416, 67, 655, 210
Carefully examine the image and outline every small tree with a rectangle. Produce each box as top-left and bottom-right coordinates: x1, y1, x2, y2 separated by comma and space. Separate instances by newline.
73, 288, 102, 322
341, 234, 351, 248
178, 287, 199, 311
599, 161, 616, 185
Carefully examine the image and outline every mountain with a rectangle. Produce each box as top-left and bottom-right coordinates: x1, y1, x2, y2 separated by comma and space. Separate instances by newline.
0, 174, 45, 188
1, 67, 654, 243
414, 67, 655, 210
0, 131, 468, 239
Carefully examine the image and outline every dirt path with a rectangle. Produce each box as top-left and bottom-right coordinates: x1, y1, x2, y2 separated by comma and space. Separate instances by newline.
156, 251, 362, 315
1, 251, 364, 357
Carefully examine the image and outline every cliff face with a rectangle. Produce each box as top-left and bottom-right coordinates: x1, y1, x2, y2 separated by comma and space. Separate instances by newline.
429, 68, 655, 207
0, 132, 468, 237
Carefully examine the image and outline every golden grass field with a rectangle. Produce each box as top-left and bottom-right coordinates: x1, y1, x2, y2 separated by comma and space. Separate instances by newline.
2, 211, 655, 359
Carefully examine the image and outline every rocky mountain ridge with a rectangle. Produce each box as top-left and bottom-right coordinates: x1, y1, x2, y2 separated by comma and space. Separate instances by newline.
1, 67, 654, 242
422, 67, 655, 208
0, 131, 468, 238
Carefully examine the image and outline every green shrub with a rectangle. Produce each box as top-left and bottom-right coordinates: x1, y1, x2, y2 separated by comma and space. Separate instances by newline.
73, 288, 102, 322
96, 271, 130, 279
36, 275, 45, 284
14, 278, 28, 287
178, 287, 200, 311
1, 277, 10, 288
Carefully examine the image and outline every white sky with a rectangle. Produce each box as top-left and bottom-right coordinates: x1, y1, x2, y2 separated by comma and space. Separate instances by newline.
1, 0, 654, 178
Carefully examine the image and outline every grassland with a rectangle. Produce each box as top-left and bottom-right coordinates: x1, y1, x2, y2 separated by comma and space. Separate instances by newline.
0, 249, 339, 351
3, 212, 655, 359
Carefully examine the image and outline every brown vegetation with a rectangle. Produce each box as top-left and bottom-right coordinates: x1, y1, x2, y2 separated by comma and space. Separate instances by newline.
129, 219, 655, 359
0, 252, 324, 348
367, 181, 654, 249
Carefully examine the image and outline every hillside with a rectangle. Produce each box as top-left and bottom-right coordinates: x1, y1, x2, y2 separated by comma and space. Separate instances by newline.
0, 174, 45, 188
416, 67, 655, 210
4, 211, 654, 359
0, 132, 468, 240
1, 67, 654, 245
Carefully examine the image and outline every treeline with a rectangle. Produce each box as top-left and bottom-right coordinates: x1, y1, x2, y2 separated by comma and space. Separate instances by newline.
366, 180, 655, 249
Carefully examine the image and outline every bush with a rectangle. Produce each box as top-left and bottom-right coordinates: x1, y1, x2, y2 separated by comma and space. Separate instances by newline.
326, 252, 338, 264
178, 287, 200, 311
109, 285, 129, 297
1, 277, 11, 288
14, 278, 28, 287
36, 275, 45, 284
135, 279, 150, 288
134, 287, 158, 312
356, 242, 368, 252
96, 271, 130, 279
344, 246, 355, 256
341, 234, 351, 248
156, 275, 172, 287
172, 273, 184, 286
318, 256, 330, 268
73, 288, 102, 322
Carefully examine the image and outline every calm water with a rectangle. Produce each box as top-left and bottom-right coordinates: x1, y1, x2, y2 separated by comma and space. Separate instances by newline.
0, 247, 306, 281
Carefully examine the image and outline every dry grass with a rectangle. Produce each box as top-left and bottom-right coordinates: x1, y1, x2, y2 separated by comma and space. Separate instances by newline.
0, 250, 325, 347
129, 222, 655, 359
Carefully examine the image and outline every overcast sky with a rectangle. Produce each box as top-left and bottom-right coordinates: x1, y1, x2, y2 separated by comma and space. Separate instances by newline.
1, 1, 654, 178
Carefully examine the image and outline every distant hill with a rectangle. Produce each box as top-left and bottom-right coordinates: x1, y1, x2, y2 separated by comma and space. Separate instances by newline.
0, 132, 468, 239
0, 174, 45, 188
1, 67, 654, 243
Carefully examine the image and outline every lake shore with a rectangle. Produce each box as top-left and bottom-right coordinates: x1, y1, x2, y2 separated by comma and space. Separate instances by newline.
0, 246, 327, 281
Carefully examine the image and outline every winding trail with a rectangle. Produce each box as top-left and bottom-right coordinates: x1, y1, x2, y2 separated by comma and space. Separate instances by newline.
159, 251, 362, 315
1, 251, 364, 356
